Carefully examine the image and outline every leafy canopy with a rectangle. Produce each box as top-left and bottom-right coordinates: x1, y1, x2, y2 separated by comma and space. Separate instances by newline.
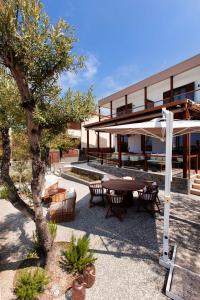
0, 0, 83, 100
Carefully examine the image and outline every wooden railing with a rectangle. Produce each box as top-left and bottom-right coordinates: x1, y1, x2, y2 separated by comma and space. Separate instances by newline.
88, 152, 199, 178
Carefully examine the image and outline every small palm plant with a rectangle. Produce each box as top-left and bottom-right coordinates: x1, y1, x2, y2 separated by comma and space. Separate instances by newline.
15, 268, 49, 300
64, 234, 96, 274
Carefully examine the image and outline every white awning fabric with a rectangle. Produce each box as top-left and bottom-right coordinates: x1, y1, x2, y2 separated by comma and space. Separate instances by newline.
96, 118, 200, 141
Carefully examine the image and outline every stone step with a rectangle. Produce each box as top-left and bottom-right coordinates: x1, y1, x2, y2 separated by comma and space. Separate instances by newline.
194, 179, 200, 184
190, 188, 200, 196
192, 183, 200, 190
196, 174, 200, 179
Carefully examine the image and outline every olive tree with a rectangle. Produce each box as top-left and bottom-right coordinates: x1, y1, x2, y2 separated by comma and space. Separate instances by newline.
0, 0, 95, 257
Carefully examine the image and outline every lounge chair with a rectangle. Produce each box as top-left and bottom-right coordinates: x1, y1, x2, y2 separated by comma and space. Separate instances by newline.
48, 188, 76, 222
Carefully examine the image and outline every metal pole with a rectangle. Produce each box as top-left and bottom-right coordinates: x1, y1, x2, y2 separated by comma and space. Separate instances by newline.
159, 108, 174, 269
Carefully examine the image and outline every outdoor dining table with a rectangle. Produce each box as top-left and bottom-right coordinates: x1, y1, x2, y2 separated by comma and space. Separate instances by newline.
102, 179, 145, 207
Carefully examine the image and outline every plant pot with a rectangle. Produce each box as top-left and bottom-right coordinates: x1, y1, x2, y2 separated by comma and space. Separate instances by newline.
72, 275, 86, 300
83, 263, 96, 288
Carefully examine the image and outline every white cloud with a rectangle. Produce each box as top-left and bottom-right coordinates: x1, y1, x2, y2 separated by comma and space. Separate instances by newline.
99, 63, 140, 98
84, 54, 99, 79
59, 52, 99, 91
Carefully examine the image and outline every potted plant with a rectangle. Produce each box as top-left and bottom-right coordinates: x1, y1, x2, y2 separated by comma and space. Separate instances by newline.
63, 234, 96, 289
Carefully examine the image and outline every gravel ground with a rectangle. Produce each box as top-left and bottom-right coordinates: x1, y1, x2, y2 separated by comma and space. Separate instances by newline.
0, 174, 199, 300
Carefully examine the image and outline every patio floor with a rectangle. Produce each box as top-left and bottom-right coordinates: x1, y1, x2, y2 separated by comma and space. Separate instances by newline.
0, 174, 199, 299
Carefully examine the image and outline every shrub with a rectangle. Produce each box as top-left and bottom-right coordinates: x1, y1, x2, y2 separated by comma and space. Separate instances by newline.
15, 268, 49, 300
48, 221, 57, 241
64, 234, 96, 274
0, 185, 9, 199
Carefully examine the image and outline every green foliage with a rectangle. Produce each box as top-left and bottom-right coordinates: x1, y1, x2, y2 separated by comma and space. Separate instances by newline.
48, 221, 57, 241
49, 133, 80, 151
15, 268, 49, 300
0, 185, 9, 199
63, 234, 96, 274
28, 231, 43, 258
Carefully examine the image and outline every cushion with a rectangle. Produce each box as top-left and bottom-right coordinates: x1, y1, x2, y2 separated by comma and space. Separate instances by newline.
67, 187, 76, 199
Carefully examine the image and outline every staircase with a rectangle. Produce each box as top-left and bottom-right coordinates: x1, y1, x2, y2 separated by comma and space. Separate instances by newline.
190, 174, 200, 195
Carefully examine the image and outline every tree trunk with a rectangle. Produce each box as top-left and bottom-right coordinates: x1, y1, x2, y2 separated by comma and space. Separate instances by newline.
7, 63, 53, 258
25, 108, 53, 256
0, 128, 35, 219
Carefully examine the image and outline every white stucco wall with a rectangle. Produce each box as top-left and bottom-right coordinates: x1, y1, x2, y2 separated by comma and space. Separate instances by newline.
81, 116, 110, 149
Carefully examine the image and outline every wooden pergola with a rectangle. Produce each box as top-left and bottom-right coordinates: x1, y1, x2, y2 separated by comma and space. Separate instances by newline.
84, 99, 200, 178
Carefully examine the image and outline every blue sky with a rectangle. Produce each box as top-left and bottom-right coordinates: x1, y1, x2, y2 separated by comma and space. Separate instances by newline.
43, 0, 200, 101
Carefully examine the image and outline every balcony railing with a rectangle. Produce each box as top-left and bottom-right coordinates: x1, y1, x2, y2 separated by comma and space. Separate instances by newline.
99, 88, 200, 121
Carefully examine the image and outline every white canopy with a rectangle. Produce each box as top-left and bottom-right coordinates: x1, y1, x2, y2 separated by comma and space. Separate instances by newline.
96, 118, 200, 141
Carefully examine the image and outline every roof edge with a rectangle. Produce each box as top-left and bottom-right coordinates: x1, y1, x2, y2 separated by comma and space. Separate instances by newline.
98, 53, 200, 106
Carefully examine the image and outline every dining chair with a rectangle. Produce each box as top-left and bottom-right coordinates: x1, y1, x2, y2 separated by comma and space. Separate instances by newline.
89, 182, 106, 208
105, 192, 126, 221
137, 186, 160, 215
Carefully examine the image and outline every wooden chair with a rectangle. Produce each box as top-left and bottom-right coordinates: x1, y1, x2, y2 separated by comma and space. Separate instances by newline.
105, 192, 126, 221
137, 186, 160, 215
89, 182, 105, 208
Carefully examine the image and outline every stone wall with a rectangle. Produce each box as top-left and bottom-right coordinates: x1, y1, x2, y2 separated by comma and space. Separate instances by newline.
89, 162, 190, 194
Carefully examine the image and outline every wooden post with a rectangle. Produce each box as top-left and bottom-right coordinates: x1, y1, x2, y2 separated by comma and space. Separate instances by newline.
170, 76, 174, 102
87, 130, 89, 162
144, 86, 147, 108
110, 101, 112, 118
117, 134, 122, 168
98, 106, 101, 122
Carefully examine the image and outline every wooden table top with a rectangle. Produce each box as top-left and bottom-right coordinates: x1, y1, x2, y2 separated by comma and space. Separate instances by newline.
102, 179, 145, 191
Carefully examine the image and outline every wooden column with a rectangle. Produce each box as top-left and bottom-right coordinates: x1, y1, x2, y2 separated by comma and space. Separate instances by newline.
117, 134, 122, 168
87, 130, 90, 162
98, 106, 101, 121
109, 133, 112, 151
183, 107, 190, 178
141, 135, 147, 171
97, 132, 100, 152
125, 94, 128, 113
144, 86, 147, 108
110, 101, 113, 152
170, 76, 174, 102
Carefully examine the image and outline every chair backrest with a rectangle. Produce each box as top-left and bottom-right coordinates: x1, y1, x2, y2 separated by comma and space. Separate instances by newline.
143, 190, 158, 201
89, 183, 103, 195
107, 193, 124, 204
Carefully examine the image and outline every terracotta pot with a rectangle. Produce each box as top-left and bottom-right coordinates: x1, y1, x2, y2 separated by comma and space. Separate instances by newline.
72, 275, 86, 300
83, 264, 96, 288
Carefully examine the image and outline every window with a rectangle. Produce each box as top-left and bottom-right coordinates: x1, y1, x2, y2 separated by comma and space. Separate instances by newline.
145, 136, 152, 152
